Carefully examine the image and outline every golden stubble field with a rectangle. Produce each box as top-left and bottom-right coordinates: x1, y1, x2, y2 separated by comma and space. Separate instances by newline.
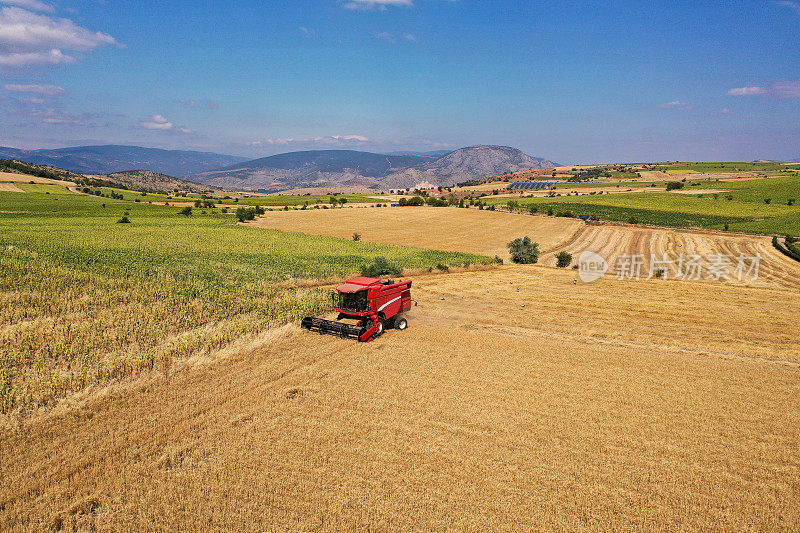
252, 207, 800, 291
252, 207, 584, 259
2, 266, 799, 530
0, 171, 76, 188
545, 225, 800, 290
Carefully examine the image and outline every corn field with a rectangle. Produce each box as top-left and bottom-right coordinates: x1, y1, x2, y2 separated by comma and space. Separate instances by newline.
0, 187, 490, 412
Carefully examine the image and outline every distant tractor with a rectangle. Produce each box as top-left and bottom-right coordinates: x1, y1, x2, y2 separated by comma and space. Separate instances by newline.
301, 277, 412, 342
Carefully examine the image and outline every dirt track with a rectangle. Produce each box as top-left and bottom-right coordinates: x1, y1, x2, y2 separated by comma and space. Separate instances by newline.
2, 266, 799, 530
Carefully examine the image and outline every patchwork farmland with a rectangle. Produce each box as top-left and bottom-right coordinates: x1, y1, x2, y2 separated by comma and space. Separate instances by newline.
1, 170, 799, 530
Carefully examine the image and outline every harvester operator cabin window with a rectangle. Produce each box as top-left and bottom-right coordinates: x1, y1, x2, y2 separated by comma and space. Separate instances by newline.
340, 291, 368, 311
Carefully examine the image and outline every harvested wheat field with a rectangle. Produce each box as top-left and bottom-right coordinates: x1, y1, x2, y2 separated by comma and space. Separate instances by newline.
0, 182, 24, 192
2, 266, 799, 530
0, 171, 76, 187
252, 207, 583, 259
545, 225, 800, 290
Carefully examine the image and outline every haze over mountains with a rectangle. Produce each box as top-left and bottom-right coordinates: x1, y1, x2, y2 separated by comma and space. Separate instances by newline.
0, 143, 558, 192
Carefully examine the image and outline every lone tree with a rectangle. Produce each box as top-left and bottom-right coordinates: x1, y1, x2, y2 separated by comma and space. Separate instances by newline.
507, 236, 539, 264
556, 251, 573, 268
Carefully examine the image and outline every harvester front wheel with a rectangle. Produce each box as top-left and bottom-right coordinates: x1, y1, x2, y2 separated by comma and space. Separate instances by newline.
394, 317, 407, 330
374, 317, 385, 337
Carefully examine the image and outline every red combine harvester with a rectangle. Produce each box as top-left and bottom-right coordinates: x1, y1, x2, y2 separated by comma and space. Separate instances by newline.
301, 277, 412, 342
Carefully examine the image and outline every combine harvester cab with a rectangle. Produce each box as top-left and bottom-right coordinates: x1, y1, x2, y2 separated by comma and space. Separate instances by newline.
302, 277, 412, 342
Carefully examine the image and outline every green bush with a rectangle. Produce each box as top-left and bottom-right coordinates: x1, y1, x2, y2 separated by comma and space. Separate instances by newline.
507, 236, 540, 264
352, 232, 361, 241
360, 256, 402, 277
399, 196, 424, 206
117, 215, 131, 224
236, 207, 257, 222
556, 251, 572, 267
177, 207, 192, 216
665, 181, 684, 191
425, 197, 448, 207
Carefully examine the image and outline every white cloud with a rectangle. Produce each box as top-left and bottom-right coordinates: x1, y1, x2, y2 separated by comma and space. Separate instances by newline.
774, 0, 800, 16
728, 81, 800, 98
0, 47, 73, 65
3, 82, 65, 95
0, 0, 55, 14
140, 114, 173, 131
29, 107, 83, 124
299, 26, 315, 36
178, 98, 219, 110
374, 31, 396, 42
659, 100, 691, 109
332, 134, 369, 141
247, 134, 370, 146
727, 86, 768, 96
0, 6, 119, 67
374, 31, 416, 43
343, 0, 413, 10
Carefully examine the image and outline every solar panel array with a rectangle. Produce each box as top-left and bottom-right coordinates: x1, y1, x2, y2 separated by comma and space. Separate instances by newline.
508, 181, 557, 190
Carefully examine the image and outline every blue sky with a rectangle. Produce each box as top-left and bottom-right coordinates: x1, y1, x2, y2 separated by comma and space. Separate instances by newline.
0, 0, 798, 163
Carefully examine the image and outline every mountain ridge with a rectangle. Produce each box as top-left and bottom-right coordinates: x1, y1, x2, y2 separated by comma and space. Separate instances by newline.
0, 144, 247, 176
190, 146, 557, 191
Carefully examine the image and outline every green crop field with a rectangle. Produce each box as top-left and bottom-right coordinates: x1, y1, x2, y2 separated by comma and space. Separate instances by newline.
0, 187, 489, 413
78, 186, 380, 207
553, 181, 660, 190
216, 193, 382, 206
488, 175, 800, 234
650, 162, 800, 173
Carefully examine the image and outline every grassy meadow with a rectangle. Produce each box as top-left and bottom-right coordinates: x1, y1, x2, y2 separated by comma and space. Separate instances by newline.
0, 186, 490, 412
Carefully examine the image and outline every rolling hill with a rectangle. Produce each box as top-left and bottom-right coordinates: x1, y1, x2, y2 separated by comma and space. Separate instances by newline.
190, 150, 436, 191
381, 145, 558, 189
0, 145, 247, 176
92, 170, 221, 194
190, 146, 557, 192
